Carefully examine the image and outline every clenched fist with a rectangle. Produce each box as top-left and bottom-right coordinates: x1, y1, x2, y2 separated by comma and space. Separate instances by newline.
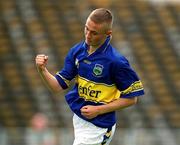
35, 54, 48, 70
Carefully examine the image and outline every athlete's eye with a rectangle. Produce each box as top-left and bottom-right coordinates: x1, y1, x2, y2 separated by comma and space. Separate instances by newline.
85, 26, 99, 36
92, 31, 98, 35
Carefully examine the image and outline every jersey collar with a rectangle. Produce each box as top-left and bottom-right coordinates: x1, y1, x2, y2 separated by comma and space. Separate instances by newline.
83, 36, 111, 54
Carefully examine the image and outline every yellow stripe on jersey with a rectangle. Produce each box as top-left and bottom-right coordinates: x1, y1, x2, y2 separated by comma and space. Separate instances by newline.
77, 76, 120, 104
121, 80, 143, 95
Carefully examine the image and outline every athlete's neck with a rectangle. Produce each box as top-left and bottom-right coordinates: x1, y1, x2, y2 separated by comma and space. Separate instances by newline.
88, 46, 98, 55
88, 41, 105, 55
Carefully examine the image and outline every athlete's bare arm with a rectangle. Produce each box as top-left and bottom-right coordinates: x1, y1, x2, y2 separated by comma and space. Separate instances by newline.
81, 97, 137, 119
35, 54, 63, 93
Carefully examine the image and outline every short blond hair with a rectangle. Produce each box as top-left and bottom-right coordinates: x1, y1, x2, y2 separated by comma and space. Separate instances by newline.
89, 8, 113, 30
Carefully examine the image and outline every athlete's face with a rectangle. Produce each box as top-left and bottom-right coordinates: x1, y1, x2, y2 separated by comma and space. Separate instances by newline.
84, 17, 110, 48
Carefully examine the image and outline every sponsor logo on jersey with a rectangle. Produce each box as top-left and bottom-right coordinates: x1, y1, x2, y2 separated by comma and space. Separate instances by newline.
77, 76, 120, 104
75, 58, 79, 68
78, 85, 101, 98
83, 59, 91, 64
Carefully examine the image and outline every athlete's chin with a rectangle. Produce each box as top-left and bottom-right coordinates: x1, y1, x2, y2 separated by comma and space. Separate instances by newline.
85, 39, 92, 45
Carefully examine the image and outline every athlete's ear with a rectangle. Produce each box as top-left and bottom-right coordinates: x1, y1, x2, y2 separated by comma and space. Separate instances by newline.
106, 30, 112, 36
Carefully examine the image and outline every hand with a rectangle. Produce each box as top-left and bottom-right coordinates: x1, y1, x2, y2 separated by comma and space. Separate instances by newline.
35, 54, 48, 71
80, 105, 100, 119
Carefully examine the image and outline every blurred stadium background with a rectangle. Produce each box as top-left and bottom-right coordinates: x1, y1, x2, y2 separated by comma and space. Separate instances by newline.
0, 0, 179, 145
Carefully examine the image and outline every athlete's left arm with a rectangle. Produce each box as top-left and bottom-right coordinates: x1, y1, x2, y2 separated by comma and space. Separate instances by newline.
81, 97, 138, 119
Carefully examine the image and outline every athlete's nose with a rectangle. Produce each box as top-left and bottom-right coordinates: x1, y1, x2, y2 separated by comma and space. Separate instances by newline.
86, 30, 92, 39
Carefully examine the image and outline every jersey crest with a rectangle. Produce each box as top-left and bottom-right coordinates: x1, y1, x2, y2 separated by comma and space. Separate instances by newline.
93, 64, 104, 76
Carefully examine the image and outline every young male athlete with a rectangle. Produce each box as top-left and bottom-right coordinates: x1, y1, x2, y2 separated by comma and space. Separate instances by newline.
35, 8, 144, 145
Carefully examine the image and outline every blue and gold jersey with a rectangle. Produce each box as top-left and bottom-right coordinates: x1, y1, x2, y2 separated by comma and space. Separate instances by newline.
55, 36, 144, 128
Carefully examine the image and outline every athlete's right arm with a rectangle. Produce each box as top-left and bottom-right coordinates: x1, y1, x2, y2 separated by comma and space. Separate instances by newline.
35, 54, 63, 93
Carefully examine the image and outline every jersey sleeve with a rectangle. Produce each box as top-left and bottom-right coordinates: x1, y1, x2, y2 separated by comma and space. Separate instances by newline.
55, 47, 78, 89
112, 58, 145, 98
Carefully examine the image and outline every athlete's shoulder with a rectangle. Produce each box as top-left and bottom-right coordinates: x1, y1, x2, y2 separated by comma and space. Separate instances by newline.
69, 41, 85, 55
106, 45, 129, 67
